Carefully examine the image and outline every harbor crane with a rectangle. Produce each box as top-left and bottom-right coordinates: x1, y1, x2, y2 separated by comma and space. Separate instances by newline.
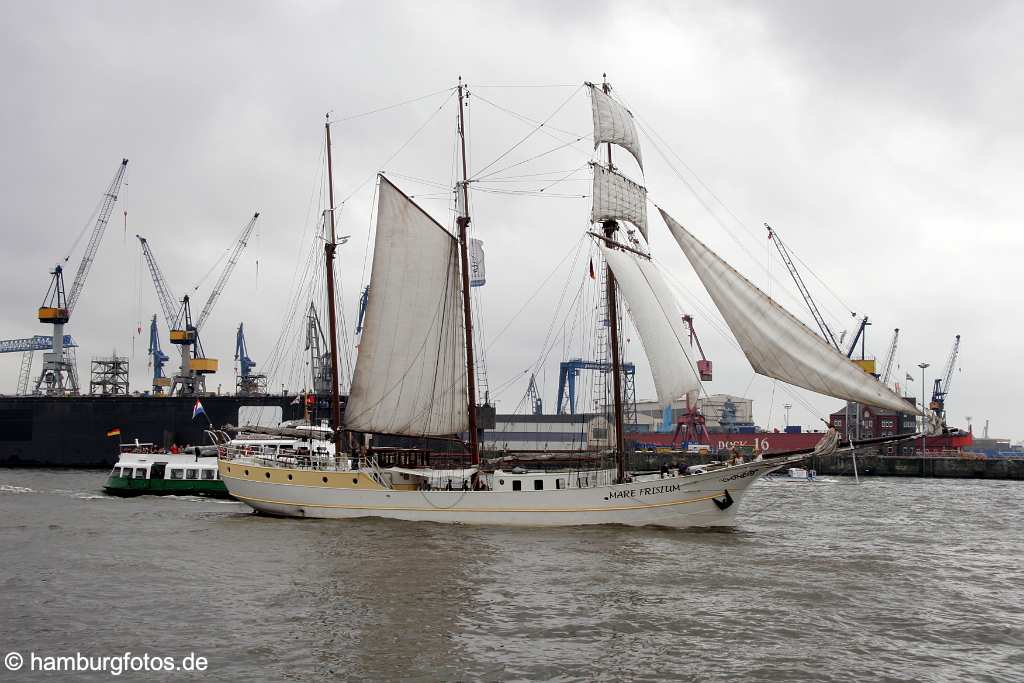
879, 328, 900, 386
765, 223, 841, 351
556, 359, 636, 416
766, 223, 875, 373
195, 213, 260, 331
0, 335, 79, 395
147, 314, 170, 394
31, 159, 128, 395
137, 212, 259, 396
525, 373, 543, 415
305, 303, 332, 396
234, 322, 266, 396
138, 235, 200, 394
930, 334, 961, 424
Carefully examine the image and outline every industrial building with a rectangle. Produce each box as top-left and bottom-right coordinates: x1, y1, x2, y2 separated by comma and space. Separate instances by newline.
630, 394, 754, 433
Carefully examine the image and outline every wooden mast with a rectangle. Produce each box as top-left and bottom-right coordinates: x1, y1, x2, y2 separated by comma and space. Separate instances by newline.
456, 78, 480, 466
324, 115, 344, 457
601, 75, 627, 484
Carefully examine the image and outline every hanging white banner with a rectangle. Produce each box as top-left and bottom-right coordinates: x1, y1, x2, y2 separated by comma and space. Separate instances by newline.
469, 238, 486, 287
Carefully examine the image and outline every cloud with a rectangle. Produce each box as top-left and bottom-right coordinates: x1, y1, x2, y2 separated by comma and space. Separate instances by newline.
0, 1, 1018, 439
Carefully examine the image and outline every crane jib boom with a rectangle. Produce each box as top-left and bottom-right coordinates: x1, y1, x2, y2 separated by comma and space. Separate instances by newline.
137, 236, 180, 327
765, 223, 841, 352
66, 159, 129, 313
196, 212, 260, 331
880, 328, 900, 385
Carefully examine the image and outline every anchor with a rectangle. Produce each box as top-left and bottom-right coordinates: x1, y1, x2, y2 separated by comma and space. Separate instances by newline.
713, 489, 734, 510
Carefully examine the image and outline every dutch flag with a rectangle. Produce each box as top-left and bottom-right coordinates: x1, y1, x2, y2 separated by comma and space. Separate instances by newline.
192, 400, 206, 420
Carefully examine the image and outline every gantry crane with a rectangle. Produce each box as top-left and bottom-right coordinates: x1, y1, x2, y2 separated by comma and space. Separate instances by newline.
31, 159, 128, 395
147, 314, 170, 394
555, 359, 636, 416
930, 334, 961, 424
0, 335, 79, 395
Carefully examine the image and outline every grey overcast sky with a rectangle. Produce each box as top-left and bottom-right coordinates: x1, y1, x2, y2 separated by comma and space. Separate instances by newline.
1, 1, 1020, 440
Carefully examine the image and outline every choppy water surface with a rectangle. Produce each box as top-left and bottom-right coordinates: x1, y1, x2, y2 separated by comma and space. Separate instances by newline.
1, 470, 1021, 681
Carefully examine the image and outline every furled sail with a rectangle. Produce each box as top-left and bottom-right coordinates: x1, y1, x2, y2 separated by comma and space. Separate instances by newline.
660, 209, 923, 416
596, 239, 702, 405
587, 83, 643, 171
345, 176, 470, 436
592, 163, 649, 240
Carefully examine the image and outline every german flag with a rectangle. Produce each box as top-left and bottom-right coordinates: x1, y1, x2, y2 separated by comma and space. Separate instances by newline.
106, 428, 121, 438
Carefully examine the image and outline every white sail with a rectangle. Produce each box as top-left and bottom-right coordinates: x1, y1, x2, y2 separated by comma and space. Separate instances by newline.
660, 209, 923, 416
345, 176, 470, 436
592, 163, 649, 240
596, 240, 702, 405
587, 83, 643, 171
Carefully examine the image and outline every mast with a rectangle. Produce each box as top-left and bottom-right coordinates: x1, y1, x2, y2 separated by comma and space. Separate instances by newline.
324, 115, 344, 456
601, 75, 627, 484
456, 79, 480, 466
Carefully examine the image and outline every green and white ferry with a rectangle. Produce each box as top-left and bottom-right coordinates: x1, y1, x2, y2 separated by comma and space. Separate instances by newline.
104, 423, 339, 497
103, 442, 227, 497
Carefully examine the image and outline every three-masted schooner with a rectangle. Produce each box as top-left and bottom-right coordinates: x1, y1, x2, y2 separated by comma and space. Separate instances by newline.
218, 78, 924, 527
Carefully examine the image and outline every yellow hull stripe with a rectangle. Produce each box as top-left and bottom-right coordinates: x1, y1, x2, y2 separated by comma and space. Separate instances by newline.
226, 485, 728, 514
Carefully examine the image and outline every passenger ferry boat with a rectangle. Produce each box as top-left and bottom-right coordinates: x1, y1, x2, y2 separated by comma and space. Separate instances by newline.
220, 78, 928, 527
105, 423, 340, 498
103, 443, 226, 497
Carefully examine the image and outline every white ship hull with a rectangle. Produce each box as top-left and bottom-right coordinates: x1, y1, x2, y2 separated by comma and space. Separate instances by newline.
220, 456, 800, 528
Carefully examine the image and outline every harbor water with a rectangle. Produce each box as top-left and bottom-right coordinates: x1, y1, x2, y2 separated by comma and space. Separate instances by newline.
1, 470, 1021, 681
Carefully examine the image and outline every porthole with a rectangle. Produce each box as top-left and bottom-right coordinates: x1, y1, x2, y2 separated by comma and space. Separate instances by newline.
287, 474, 293, 480
226, 467, 231, 473
322, 476, 329, 483
352, 478, 358, 485
265, 472, 271, 479
499, 479, 505, 485
244, 469, 249, 476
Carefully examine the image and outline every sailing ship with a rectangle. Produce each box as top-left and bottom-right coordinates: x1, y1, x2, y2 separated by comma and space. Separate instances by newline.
218, 78, 925, 527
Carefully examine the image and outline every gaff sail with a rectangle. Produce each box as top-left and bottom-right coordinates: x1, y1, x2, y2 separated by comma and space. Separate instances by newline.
660, 209, 923, 416
345, 176, 470, 436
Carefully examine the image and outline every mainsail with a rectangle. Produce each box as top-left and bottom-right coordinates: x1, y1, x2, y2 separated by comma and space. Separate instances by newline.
660, 209, 923, 416
596, 240, 702, 406
591, 163, 649, 240
587, 83, 643, 172
345, 176, 470, 435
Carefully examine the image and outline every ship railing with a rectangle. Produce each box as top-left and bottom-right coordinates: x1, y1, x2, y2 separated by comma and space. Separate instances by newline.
217, 443, 346, 471
366, 456, 392, 489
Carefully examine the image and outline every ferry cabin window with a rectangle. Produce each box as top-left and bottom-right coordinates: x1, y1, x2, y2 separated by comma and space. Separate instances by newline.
202, 469, 215, 480
170, 469, 184, 480
534, 479, 544, 491
134, 468, 147, 479
117, 467, 127, 478
512, 480, 522, 491
556, 479, 564, 490
186, 469, 199, 480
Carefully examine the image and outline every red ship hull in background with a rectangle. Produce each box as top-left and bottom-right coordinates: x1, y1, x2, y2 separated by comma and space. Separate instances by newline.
627, 430, 973, 454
